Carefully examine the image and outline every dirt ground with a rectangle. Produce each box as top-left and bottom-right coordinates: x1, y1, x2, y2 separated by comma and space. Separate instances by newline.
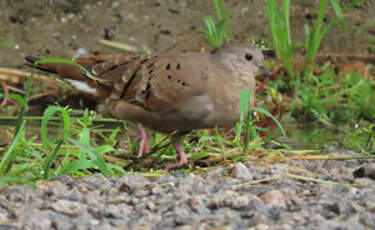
0, 0, 374, 68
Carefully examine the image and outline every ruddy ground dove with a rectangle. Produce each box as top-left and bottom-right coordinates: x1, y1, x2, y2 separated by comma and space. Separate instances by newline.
26, 40, 270, 167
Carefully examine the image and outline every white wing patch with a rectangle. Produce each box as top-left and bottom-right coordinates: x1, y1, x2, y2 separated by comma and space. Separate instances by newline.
65, 79, 97, 95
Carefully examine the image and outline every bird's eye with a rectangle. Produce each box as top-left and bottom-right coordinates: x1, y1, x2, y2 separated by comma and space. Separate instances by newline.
245, 53, 253, 61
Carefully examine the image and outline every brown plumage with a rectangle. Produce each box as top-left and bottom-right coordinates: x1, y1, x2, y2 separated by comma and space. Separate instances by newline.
25, 40, 270, 167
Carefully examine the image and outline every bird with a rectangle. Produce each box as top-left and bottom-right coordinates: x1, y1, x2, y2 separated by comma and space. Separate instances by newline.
25, 40, 271, 167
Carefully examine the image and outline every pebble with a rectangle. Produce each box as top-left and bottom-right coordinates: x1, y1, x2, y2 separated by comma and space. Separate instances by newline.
230, 162, 254, 180
50, 200, 84, 216
259, 190, 286, 209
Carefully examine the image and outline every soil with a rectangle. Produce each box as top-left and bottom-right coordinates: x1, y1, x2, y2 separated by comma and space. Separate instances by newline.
1, 0, 374, 68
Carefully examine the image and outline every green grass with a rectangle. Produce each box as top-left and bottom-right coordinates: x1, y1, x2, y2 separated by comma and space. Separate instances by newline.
0, 58, 124, 184
344, 123, 374, 154
201, 0, 234, 48
263, 0, 374, 152
265, 0, 363, 76
292, 68, 375, 123
265, 0, 297, 77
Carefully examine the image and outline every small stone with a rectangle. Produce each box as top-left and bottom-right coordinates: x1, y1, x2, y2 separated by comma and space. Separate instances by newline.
229, 195, 251, 209
111, 1, 120, 8
188, 195, 210, 215
90, 218, 100, 226
146, 201, 155, 211
104, 204, 131, 218
259, 190, 286, 209
50, 200, 83, 216
117, 175, 149, 194
209, 191, 254, 210
208, 191, 237, 209
365, 197, 375, 212
360, 212, 375, 228
353, 163, 375, 180
230, 163, 254, 180
247, 224, 269, 230
151, 186, 164, 195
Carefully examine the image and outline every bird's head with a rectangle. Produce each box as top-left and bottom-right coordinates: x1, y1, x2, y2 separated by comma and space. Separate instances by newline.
214, 40, 271, 82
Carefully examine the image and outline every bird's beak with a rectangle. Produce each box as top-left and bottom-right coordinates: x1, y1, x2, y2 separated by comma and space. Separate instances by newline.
259, 66, 272, 79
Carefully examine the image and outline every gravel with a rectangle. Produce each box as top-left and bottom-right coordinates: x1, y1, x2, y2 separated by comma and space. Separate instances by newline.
0, 151, 374, 230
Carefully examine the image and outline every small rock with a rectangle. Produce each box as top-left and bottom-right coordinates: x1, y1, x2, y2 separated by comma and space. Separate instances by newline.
248, 224, 269, 230
111, 1, 120, 8
230, 162, 254, 180
365, 197, 375, 212
353, 163, 375, 180
50, 200, 83, 216
188, 195, 211, 215
104, 204, 132, 218
259, 190, 286, 209
359, 212, 375, 228
146, 201, 155, 211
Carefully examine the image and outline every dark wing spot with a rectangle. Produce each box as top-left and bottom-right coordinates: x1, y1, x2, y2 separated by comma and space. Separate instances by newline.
167, 75, 172, 79
145, 83, 152, 100
107, 64, 119, 71
120, 69, 138, 99
140, 58, 149, 65
177, 79, 181, 83
166, 63, 171, 70
182, 82, 186, 86
176, 63, 181, 69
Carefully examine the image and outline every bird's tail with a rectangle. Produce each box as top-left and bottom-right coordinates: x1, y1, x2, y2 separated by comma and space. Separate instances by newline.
25, 54, 117, 100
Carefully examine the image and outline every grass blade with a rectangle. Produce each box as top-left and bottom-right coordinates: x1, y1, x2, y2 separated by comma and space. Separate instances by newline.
0, 120, 26, 174
43, 140, 64, 179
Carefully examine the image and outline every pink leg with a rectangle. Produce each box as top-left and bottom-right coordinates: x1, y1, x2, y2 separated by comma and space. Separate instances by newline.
174, 140, 188, 166
165, 139, 188, 169
125, 123, 151, 157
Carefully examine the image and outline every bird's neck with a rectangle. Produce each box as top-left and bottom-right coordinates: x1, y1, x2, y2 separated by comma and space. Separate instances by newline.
211, 54, 253, 87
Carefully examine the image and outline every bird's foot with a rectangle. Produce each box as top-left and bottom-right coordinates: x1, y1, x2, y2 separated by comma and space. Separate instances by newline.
165, 141, 189, 169
0, 82, 17, 107
125, 123, 151, 157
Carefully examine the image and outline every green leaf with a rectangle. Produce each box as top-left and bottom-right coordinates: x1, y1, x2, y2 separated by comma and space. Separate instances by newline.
96, 145, 115, 154
79, 127, 91, 145
43, 140, 64, 179
65, 137, 109, 175
0, 176, 27, 184
58, 158, 93, 175
8, 94, 25, 107
199, 135, 215, 143
0, 120, 26, 174
41, 106, 70, 147
330, 0, 345, 28
107, 163, 126, 175
251, 107, 286, 137
239, 90, 253, 115
212, 0, 223, 21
